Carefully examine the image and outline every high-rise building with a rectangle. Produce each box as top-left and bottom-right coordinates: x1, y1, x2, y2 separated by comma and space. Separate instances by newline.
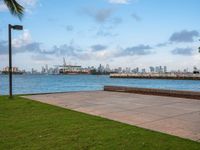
118, 67, 122, 73
41, 66, 46, 74
141, 68, 146, 73
164, 66, 167, 73
149, 66, 155, 73
155, 66, 160, 73
105, 64, 110, 72
98, 64, 104, 73
125, 67, 131, 73
159, 66, 163, 73
132, 67, 139, 73
31, 68, 39, 74
45, 64, 48, 73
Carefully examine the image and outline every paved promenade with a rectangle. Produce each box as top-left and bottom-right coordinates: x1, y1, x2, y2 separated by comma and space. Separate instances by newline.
24, 91, 200, 141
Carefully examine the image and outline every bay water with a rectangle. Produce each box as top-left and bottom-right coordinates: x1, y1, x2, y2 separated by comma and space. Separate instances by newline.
0, 75, 200, 95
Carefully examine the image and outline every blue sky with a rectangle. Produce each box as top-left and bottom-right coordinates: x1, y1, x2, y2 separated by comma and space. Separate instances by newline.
0, 0, 200, 71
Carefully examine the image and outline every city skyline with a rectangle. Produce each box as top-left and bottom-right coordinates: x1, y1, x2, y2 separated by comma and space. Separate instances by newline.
0, 0, 200, 71
1, 63, 198, 74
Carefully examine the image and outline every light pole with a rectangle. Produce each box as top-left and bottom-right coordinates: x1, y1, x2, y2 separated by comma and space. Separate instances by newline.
199, 39, 200, 53
8, 24, 23, 98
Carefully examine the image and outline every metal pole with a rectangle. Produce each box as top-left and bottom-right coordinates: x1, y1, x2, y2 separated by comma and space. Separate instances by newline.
8, 24, 12, 98
199, 39, 200, 53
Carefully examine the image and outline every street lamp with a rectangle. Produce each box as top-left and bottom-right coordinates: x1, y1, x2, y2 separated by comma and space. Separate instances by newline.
8, 24, 23, 98
199, 39, 200, 53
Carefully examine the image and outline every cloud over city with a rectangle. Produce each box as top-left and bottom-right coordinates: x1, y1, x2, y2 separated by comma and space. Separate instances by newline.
169, 30, 199, 43
108, 0, 130, 4
115, 45, 153, 57
83, 7, 114, 23
171, 47, 195, 56
91, 44, 108, 51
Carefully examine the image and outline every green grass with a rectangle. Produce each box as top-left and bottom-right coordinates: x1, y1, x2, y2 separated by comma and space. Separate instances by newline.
0, 96, 199, 150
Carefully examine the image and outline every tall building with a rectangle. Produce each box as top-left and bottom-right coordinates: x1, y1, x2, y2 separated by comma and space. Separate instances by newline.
125, 67, 131, 73
31, 68, 39, 74
98, 64, 104, 73
164, 66, 167, 73
105, 64, 110, 72
45, 64, 49, 73
155, 66, 159, 73
155, 66, 163, 73
118, 67, 122, 73
159, 66, 163, 73
141, 68, 146, 73
149, 66, 155, 73
132, 67, 139, 73
41, 66, 46, 74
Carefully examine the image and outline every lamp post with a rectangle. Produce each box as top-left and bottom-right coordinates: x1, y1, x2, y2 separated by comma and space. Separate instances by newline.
199, 39, 200, 53
8, 24, 23, 98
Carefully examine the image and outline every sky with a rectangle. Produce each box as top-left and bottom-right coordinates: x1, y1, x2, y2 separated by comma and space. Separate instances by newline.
0, 0, 200, 71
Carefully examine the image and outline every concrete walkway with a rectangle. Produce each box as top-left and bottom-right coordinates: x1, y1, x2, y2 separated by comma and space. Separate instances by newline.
23, 91, 200, 141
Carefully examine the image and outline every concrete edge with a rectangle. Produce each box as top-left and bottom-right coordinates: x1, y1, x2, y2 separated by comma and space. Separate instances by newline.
104, 86, 200, 100
1, 90, 102, 97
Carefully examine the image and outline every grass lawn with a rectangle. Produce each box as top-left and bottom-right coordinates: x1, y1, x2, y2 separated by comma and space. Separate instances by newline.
0, 96, 200, 150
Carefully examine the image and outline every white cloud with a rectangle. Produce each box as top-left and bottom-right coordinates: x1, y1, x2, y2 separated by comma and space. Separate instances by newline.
108, 0, 130, 4
0, 1, 7, 11
83, 7, 114, 23
18, 0, 38, 7
13, 30, 32, 48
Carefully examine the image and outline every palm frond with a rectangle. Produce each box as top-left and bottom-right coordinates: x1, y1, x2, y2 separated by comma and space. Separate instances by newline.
3, 0, 24, 20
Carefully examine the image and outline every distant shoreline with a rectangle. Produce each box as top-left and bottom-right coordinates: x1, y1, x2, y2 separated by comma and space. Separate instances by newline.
0, 74, 109, 76
110, 73, 200, 80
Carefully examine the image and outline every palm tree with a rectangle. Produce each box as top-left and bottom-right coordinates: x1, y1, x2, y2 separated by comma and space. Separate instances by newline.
3, 0, 24, 20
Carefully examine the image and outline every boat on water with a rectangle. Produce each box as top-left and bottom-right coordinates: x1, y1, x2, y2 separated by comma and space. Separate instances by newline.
59, 58, 90, 75
59, 66, 90, 75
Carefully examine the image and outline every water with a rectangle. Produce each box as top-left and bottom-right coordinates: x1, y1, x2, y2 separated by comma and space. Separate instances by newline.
0, 74, 200, 95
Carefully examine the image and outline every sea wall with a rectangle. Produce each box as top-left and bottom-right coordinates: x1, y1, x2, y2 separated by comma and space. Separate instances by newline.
110, 73, 200, 80
104, 86, 200, 100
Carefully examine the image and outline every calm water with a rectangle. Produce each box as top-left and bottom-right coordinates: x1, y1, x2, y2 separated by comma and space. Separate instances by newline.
0, 75, 200, 95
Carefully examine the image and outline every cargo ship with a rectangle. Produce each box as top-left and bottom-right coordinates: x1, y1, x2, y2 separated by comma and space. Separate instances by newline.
59, 58, 90, 75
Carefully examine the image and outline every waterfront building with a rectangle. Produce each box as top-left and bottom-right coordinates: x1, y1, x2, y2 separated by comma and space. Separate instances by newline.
53, 66, 60, 74
113, 67, 122, 73
132, 67, 139, 73
125, 67, 131, 73
193, 66, 200, 74
105, 64, 111, 72
164, 66, 167, 73
41, 66, 47, 74
98, 64, 105, 73
149, 66, 155, 73
31, 68, 40, 74
118, 67, 122, 73
183, 68, 189, 73
159, 66, 163, 73
141, 68, 146, 73
2, 67, 24, 74
45, 65, 48, 73
155, 66, 163, 73
155, 66, 160, 73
